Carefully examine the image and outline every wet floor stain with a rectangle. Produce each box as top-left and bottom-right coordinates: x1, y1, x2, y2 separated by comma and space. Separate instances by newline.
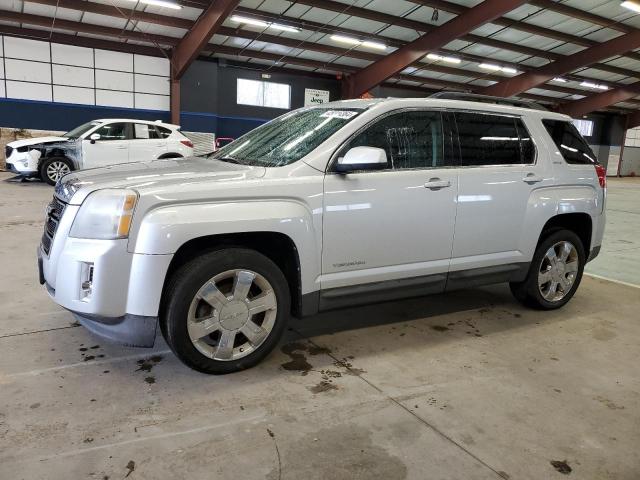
280, 342, 313, 375
144, 376, 156, 385
550, 460, 572, 475
594, 396, 625, 410
125, 460, 136, 478
309, 381, 338, 394
431, 325, 449, 332
136, 355, 163, 373
333, 359, 366, 376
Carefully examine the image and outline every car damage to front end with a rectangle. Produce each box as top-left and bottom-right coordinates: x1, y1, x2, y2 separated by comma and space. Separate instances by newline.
5, 137, 81, 178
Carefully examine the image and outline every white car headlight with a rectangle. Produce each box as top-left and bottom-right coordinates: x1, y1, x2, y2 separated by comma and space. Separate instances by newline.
70, 189, 138, 240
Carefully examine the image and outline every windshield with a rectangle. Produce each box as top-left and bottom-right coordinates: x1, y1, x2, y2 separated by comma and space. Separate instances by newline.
209, 107, 364, 167
65, 121, 102, 139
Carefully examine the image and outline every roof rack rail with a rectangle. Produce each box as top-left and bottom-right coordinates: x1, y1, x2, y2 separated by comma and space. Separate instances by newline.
429, 92, 548, 111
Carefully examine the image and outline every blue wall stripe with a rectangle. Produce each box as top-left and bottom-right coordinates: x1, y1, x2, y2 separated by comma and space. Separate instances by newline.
0, 98, 267, 138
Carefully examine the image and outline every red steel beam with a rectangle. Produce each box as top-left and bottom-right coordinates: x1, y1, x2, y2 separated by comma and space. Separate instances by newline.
480, 30, 640, 98
530, 0, 635, 34
558, 83, 640, 118
410, 0, 640, 63
342, 0, 529, 98
171, 0, 239, 79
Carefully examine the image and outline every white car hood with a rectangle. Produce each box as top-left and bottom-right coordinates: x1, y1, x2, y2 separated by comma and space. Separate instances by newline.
8, 136, 69, 148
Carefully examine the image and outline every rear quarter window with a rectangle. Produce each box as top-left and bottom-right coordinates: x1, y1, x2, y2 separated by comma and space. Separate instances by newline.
542, 119, 598, 165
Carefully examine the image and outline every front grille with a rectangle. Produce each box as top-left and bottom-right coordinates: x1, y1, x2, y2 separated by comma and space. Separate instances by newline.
41, 196, 66, 256
5, 146, 12, 160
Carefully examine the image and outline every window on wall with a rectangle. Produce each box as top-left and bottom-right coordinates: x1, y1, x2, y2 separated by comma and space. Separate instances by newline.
572, 119, 594, 138
237, 79, 291, 109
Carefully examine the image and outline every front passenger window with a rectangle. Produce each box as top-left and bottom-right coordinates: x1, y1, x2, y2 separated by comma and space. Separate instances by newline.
343, 111, 446, 170
94, 123, 129, 141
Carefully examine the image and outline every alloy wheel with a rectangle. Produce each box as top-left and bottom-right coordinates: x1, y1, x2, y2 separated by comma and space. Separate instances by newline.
538, 241, 579, 302
46, 161, 70, 183
186, 269, 278, 361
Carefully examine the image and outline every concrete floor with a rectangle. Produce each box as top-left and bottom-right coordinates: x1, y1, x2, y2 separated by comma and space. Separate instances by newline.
1, 172, 638, 480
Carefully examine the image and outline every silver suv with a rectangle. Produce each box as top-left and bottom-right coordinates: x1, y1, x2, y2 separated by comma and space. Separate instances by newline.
38, 96, 606, 373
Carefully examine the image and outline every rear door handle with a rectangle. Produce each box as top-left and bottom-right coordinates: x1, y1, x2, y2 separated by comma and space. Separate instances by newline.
523, 173, 543, 183
424, 178, 452, 190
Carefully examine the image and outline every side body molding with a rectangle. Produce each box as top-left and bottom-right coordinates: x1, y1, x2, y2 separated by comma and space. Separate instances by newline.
131, 200, 321, 295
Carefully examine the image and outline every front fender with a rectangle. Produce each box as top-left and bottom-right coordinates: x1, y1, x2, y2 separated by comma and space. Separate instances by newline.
131, 200, 320, 294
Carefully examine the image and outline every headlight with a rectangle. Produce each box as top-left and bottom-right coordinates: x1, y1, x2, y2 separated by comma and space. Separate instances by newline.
70, 189, 138, 240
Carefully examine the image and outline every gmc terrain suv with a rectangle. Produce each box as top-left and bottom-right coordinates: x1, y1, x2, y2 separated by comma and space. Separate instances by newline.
38, 95, 606, 373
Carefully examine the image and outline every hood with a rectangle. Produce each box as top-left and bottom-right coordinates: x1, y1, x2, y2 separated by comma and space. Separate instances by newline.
8, 136, 70, 148
59, 156, 266, 204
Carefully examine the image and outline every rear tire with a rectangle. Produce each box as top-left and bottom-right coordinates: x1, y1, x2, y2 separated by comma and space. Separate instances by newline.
510, 229, 585, 310
161, 248, 290, 374
39, 157, 72, 185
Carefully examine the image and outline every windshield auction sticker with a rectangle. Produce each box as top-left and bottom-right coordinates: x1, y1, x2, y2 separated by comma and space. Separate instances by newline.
320, 110, 359, 119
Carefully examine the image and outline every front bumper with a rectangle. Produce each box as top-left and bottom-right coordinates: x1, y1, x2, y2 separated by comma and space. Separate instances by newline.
5, 161, 38, 177
73, 311, 158, 347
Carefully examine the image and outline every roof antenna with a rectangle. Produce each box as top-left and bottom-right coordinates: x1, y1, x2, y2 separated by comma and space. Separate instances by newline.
431, 8, 439, 22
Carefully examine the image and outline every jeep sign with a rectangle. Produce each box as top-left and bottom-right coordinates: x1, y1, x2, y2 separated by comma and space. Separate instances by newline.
304, 88, 330, 106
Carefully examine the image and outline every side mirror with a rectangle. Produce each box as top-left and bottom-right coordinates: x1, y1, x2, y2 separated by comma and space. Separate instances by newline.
335, 146, 388, 174
89, 133, 101, 144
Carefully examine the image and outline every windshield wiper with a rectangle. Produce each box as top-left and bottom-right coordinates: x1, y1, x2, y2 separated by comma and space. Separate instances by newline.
216, 156, 243, 165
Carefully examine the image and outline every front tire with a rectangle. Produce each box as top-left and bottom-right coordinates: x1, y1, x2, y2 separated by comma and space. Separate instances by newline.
39, 157, 72, 185
510, 229, 585, 310
161, 248, 291, 374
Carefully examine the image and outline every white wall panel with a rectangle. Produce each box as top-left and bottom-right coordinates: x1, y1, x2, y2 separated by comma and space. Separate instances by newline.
53, 64, 94, 87
95, 69, 133, 91
135, 73, 169, 95
5, 58, 51, 83
0, 60, 4, 79
134, 54, 169, 76
0, 35, 3, 56
53, 85, 94, 105
0, 81, 5, 98
6, 81, 52, 101
135, 93, 169, 111
96, 89, 133, 108
51, 43, 93, 67
4, 37, 50, 62
95, 49, 133, 72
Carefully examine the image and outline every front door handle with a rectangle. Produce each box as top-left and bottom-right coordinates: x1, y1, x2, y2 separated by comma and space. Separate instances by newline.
115, 146, 127, 150
424, 178, 452, 190
523, 173, 543, 183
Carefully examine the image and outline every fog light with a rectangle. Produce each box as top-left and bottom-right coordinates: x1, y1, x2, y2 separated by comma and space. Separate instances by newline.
80, 262, 94, 301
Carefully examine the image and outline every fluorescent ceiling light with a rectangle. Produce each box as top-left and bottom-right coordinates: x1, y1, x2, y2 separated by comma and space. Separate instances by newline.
552, 77, 567, 83
138, 0, 182, 9
479, 63, 501, 71
479, 63, 516, 74
427, 53, 461, 64
331, 35, 387, 50
361, 41, 387, 50
269, 23, 301, 33
230, 15, 269, 28
331, 35, 361, 45
581, 81, 608, 90
622, 1, 640, 13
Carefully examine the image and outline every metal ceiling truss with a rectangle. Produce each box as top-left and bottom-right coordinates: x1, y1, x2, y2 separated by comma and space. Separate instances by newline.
2, 0, 640, 118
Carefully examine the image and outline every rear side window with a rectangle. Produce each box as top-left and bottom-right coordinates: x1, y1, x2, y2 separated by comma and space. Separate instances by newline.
157, 126, 173, 139
542, 119, 597, 164
344, 110, 450, 169
133, 123, 160, 139
455, 112, 532, 166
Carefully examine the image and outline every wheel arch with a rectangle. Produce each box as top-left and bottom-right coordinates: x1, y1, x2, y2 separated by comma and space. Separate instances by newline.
161, 232, 304, 317
538, 212, 593, 254
157, 152, 183, 159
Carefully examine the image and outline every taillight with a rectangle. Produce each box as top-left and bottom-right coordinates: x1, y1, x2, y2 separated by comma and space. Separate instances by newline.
595, 164, 606, 188
181, 139, 194, 148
